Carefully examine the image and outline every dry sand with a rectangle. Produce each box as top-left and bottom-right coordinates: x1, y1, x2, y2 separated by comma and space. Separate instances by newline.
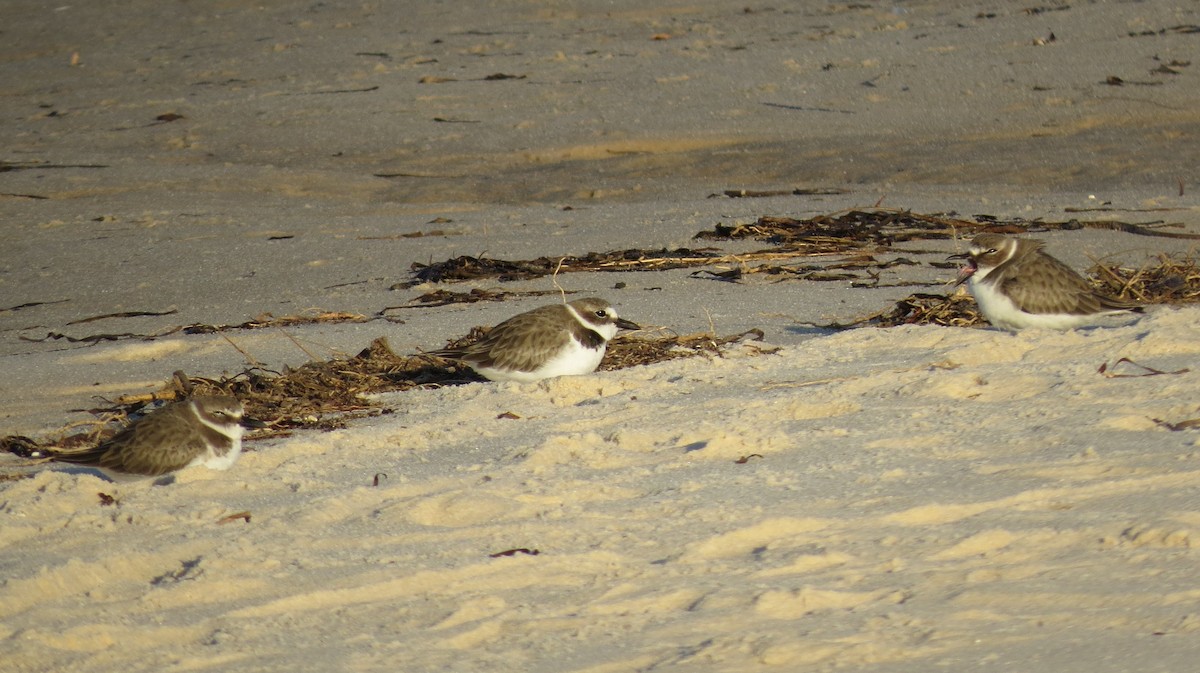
2, 1, 1200, 671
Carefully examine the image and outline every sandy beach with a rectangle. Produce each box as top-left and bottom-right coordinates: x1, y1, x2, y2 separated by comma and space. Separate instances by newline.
2, 1, 1199, 671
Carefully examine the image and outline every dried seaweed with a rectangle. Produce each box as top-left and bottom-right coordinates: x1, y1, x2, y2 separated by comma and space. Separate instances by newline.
1098, 358, 1189, 378
0, 436, 40, 459
20, 329, 174, 345
710, 187, 849, 198
695, 209, 1200, 245
696, 210, 968, 245
404, 249, 726, 287
181, 338, 442, 429
18, 310, 369, 344
181, 311, 369, 335
602, 329, 772, 369
686, 253, 933, 287
383, 288, 568, 310
489, 548, 540, 558
68, 309, 178, 325
216, 511, 253, 525
1089, 253, 1200, 304
404, 247, 923, 287
821, 292, 984, 329
400, 210, 1198, 288
1, 299, 70, 313
0, 161, 109, 172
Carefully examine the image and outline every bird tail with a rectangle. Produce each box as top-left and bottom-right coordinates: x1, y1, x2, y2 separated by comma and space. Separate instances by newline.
38, 445, 109, 465
1097, 295, 1143, 312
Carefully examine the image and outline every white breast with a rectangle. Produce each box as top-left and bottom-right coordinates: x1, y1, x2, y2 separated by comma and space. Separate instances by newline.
188, 421, 246, 471
476, 339, 606, 382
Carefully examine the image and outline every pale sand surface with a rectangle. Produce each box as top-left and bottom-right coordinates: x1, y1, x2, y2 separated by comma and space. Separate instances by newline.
2, 1, 1200, 671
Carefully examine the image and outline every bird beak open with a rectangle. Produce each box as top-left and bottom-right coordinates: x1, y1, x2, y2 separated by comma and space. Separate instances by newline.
615, 317, 640, 331
948, 252, 976, 286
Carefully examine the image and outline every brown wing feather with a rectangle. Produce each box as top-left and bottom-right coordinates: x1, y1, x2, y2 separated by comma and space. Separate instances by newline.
53, 403, 201, 476
466, 305, 573, 373
429, 305, 575, 374
997, 249, 1133, 315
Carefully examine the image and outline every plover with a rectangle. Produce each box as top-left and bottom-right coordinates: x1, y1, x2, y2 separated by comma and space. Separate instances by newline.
45, 395, 266, 481
427, 297, 640, 382
951, 233, 1142, 330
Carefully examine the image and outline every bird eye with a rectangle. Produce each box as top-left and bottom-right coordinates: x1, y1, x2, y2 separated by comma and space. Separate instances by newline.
987, 248, 997, 254
595, 309, 608, 318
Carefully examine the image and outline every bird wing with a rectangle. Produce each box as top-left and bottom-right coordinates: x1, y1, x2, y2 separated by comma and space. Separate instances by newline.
55, 406, 202, 476
469, 307, 574, 373
997, 251, 1122, 315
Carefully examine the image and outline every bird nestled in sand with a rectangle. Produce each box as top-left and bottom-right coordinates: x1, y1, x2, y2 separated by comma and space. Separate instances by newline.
426, 297, 640, 382
29, 395, 265, 481
951, 233, 1143, 331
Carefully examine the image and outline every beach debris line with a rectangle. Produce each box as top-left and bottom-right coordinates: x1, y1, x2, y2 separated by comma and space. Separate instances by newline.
697, 209, 974, 244
695, 209, 1200, 244
381, 288, 570, 308
404, 247, 929, 287
403, 248, 728, 286
1, 329, 769, 474
400, 210, 1199, 288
